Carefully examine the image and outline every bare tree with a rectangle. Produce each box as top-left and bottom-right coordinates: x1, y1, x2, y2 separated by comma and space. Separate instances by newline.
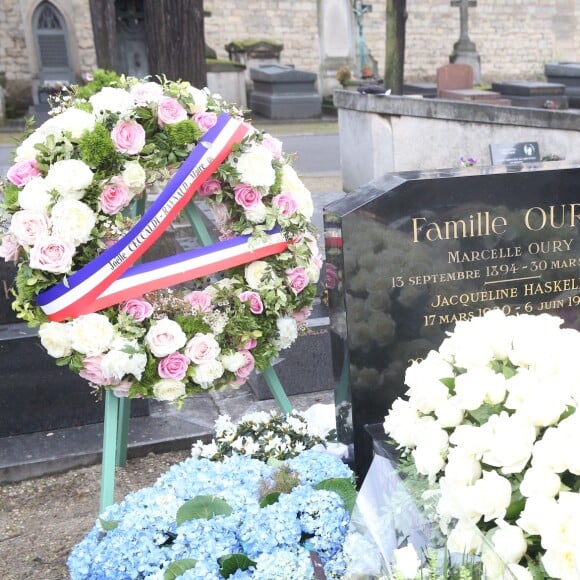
384, 0, 407, 94
144, 0, 207, 87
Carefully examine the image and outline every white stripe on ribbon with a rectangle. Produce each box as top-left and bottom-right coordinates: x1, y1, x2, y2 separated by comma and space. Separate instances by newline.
37, 114, 252, 321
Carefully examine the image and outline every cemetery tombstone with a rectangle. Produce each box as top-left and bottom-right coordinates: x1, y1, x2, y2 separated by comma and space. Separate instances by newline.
489, 141, 540, 165
325, 162, 580, 477
0, 262, 148, 438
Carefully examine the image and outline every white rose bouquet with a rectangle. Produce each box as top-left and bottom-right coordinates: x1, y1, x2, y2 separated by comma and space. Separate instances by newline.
383, 310, 580, 579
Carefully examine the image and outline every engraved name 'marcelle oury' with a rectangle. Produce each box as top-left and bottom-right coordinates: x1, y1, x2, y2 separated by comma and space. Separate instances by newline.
411, 204, 580, 242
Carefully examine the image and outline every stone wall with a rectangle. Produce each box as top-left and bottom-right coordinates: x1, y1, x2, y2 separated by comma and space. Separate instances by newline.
1, 0, 580, 107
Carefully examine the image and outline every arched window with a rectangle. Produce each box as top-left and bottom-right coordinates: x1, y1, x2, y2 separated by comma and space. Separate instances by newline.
33, 1, 73, 83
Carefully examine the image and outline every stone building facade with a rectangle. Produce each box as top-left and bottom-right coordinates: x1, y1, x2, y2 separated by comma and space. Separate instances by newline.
1, 0, 579, 109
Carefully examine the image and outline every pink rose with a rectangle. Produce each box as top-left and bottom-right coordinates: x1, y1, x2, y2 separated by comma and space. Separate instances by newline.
121, 297, 154, 322
184, 332, 220, 364
0, 233, 21, 262
272, 192, 298, 217
111, 120, 146, 155
293, 306, 313, 323
184, 290, 212, 313
193, 111, 218, 131
157, 96, 187, 126
111, 379, 134, 398
244, 338, 257, 350
130, 81, 164, 105
234, 184, 262, 209
79, 354, 116, 386
100, 176, 132, 215
198, 178, 222, 197
158, 352, 189, 380
285, 266, 309, 294
325, 263, 339, 290
29, 235, 75, 273
236, 350, 255, 379
239, 290, 264, 314
261, 133, 283, 159
145, 318, 187, 357
7, 160, 40, 186
9, 210, 49, 246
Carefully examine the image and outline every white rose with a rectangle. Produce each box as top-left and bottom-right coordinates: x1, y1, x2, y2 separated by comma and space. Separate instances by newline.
235, 144, 276, 188
186, 86, 208, 112
445, 448, 482, 486
45, 159, 94, 200
517, 496, 558, 535
221, 351, 246, 372
489, 522, 528, 563
14, 130, 46, 162
434, 396, 464, 428
531, 427, 569, 473
152, 378, 186, 402
472, 470, 512, 521
38, 321, 72, 358
449, 424, 488, 458
275, 316, 298, 349
40, 108, 96, 140
437, 478, 481, 522
392, 545, 421, 578
101, 346, 147, 381
89, 87, 136, 118
145, 318, 187, 357
446, 520, 484, 555
69, 313, 115, 355
50, 199, 96, 246
245, 202, 267, 224
383, 398, 423, 448
519, 465, 560, 498
405, 350, 453, 413
130, 81, 164, 105
18, 177, 52, 212
506, 564, 533, 580
481, 544, 506, 578
481, 411, 536, 474
412, 421, 449, 481
280, 164, 313, 219
191, 359, 225, 387
453, 367, 495, 411
542, 546, 577, 579
245, 260, 273, 289
121, 161, 147, 193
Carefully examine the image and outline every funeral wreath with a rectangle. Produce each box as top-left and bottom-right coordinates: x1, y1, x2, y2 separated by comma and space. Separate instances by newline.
0, 75, 321, 404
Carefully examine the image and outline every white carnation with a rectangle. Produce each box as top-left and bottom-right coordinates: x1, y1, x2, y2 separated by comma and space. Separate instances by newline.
221, 352, 246, 372
245, 260, 274, 290
186, 86, 208, 112
245, 202, 267, 223
69, 313, 115, 355
50, 199, 96, 246
192, 359, 225, 387
275, 316, 298, 349
235, 144, 276, 187
45, 159, 94, 200
89, 87, 136, 118
101, 344, 147, 381
14, 130, 46, 162
40, 108, 96, 140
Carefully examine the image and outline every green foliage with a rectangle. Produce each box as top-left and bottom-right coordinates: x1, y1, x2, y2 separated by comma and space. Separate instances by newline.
259, 464, 300, 500
98, 518, 118, 532
78, 124, 118, 169
163, 559, 197, 580
2, 182, 20, 213
164, 120, 202, 149
218, 554, 256, 578
259, 492, 281, 508
176, 495, 233, 526
313, 478, 357, 514
75, 69, 122, 100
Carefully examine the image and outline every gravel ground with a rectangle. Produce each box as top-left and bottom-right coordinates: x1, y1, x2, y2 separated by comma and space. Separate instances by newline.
0, 450, 190, 580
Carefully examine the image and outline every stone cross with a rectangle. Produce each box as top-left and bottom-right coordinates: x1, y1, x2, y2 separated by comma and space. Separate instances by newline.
451, 0, 477, 51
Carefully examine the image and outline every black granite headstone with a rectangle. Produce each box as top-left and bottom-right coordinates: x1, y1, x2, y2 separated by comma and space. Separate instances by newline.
325, 162, 580, 477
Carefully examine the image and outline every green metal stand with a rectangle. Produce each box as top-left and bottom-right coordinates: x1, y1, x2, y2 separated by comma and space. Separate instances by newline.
99, 201, 293, 512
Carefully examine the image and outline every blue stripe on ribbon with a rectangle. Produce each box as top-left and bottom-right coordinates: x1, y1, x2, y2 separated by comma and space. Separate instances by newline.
37, 113, 233, 308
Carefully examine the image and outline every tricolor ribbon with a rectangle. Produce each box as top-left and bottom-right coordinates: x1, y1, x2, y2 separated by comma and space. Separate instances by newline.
37, 113, 290, 321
